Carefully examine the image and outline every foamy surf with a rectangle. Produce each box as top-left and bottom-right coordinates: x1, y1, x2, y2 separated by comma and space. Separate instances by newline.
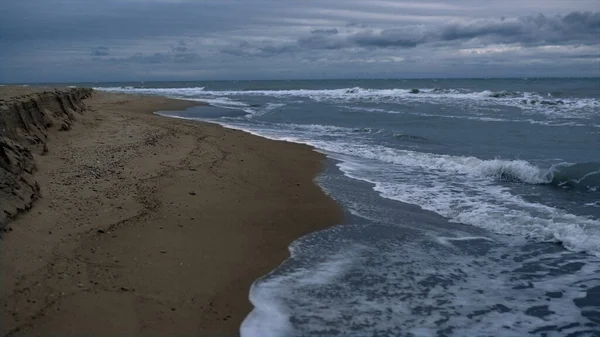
318, 145, 600, 256
241, 220, 600, 337
189, 115, 600, 256
109, 78, 599, 336
96, 85, 600, 119
145, 82, 600, 256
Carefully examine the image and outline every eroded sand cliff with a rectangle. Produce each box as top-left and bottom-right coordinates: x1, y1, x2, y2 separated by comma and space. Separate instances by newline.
0, 88, 93, 229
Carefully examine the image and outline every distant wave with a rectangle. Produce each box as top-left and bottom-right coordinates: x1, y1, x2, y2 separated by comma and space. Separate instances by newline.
95, 85, 599, 119
95, 86, 206, 96
100, 81, 598, 193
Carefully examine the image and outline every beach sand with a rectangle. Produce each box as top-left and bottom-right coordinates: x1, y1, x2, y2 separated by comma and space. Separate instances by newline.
0, 88, 343, 336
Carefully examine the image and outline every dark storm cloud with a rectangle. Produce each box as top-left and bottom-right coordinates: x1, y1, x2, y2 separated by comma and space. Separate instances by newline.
217, 11, 600, 57
438, 11, 600, 45
323, 11, 600, 50
0, 0, 598, 82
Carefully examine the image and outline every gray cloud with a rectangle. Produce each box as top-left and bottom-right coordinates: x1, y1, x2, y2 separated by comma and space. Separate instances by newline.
171, 41, 189, 54
298, 33, 346, 50
219, 11, 600, 57
91, 46, 110, 56
168, 40, 199, 62
220, 40, 299, 57
439, 11, 600, 45
0, 0, 598, 82
348, 28, 425, 48
107, 41, 200, 64
327, 11, 600, 50
311, 28, 339, 35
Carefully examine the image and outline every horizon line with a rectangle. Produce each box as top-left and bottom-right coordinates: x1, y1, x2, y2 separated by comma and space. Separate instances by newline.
3, 76, 600, 85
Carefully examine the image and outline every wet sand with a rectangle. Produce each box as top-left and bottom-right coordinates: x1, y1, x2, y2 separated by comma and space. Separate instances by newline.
0, 88, 343, 336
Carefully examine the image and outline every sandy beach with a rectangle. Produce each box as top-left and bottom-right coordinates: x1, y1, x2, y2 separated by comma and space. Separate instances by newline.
0, 88, 343, 336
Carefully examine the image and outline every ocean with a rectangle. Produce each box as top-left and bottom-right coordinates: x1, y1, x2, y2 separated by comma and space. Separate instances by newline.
95, 78, 600, 336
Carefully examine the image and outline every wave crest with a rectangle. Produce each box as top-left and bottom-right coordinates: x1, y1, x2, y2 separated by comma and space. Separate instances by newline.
95, 85, 599, 119
474, 160, 600, 191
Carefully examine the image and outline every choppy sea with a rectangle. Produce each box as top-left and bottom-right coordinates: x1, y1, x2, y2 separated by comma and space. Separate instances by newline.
94, 78, 600, 336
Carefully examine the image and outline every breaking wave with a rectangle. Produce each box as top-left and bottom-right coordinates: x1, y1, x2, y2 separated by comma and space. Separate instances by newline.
475, 160, 600, 191
314, 143, 600, 255
95, 85, 599, 119
327, 143, 600, 192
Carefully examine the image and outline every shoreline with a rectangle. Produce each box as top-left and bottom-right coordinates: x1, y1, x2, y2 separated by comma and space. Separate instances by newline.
0, 88, 344, 336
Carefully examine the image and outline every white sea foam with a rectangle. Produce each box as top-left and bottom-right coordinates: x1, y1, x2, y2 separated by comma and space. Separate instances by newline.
242, 223, 600, 337
155, 109, 600, 256
95, 86, 600, 119
96, 86, 206, 96
320, 144, 600, 255
311, 142, 550, 184
148, 91, 600, 334
241, 248, 361, 337
139, 82, 599, 256
198, 116, 600, 256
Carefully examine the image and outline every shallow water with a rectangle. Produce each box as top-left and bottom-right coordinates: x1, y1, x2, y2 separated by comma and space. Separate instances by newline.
239, 162, 600, 336
95, 78, 600, 336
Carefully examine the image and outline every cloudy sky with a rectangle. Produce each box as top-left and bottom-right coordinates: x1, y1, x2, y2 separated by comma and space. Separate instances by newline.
1, 0, 599, 83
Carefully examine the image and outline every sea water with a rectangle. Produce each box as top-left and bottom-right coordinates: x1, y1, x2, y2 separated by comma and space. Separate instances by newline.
95, 78, 600, 336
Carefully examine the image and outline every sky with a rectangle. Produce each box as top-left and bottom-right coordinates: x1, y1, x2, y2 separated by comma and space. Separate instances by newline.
0, 0, 599, 83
